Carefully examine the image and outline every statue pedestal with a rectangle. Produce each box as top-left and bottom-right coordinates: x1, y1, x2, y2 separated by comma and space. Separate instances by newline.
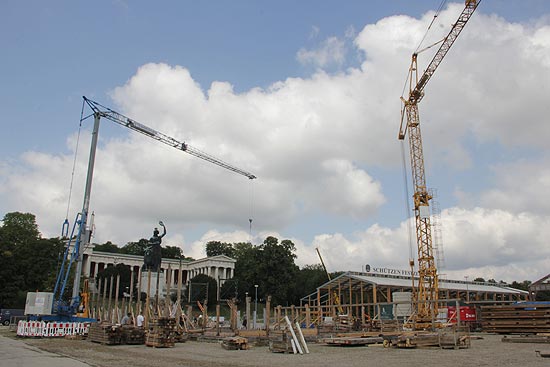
140, 270, 166, 297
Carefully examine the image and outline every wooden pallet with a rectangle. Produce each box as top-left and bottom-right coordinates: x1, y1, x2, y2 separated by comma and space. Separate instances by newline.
221, 336, 250, 350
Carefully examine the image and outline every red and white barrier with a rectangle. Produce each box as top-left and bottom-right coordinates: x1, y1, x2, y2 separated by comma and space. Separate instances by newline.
17, 321, 90, 337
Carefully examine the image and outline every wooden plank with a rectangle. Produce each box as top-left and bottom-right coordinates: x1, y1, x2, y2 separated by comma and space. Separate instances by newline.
295, 322, 309, 354
321, 336, 383, 346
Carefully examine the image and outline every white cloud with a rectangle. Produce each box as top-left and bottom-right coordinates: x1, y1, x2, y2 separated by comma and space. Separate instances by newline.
296, 37, 346, 68
479, 157, 550, 215
2, 4, 550, 284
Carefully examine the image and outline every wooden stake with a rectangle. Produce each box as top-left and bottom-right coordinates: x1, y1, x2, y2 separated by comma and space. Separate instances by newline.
95, 277, 102, 320
216, 304, 220, 336
266, 296, 271, 335
129, 267, 135, 314
137, 267, 142, 315
108, 275, 114, 323
101, 277, 107, 321
305, 303, 310, 328
176, 260, 183, 325
295, 322, 309, 354
114, 274, 121, 323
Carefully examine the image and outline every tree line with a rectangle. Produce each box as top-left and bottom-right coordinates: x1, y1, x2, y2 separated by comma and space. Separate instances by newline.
0, 212, 331, 309
0, 211, 546, 309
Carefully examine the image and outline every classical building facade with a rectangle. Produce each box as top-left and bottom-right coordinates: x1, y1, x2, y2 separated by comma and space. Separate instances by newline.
81, 247, 235, 292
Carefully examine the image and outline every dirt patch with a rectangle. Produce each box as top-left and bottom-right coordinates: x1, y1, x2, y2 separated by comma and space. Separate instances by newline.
2, 327, 549, 367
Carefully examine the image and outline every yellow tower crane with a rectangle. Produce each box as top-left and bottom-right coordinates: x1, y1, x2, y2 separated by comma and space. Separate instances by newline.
398, 0, 480, 329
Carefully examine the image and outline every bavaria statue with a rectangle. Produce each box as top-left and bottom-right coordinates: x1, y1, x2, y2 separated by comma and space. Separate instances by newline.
143, 221, 166, 272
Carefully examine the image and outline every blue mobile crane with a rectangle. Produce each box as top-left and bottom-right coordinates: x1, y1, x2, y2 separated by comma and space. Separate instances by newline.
43, 96, 256, 321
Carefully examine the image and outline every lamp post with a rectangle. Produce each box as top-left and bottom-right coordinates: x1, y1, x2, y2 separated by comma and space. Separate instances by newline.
464, 276, 469, 303
254, 284, 258, 329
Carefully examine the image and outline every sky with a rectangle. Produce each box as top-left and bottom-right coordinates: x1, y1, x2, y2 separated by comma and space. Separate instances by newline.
2, 1, 550, 284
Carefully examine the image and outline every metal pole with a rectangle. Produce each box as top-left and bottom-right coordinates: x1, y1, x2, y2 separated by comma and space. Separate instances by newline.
72, 113, 101, 301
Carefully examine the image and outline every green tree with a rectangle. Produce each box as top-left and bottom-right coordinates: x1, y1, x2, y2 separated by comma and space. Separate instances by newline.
231, 242, 260, 301
95, 264, 131, 300
189, 274, 218, 306
257, 237, 299, 305
16, 237, 65, 292
93, 241, 120, 253
206, 241, 234, 257
161, 245, 183, 259
121, 239, 148, 256
0, 212, 40, 246
208, 238, 303, 305
294, 264, 328, 301
0, 212, 63, 308
0, 245, 21, 308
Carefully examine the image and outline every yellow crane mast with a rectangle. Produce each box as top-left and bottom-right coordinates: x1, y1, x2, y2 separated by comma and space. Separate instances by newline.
398, 0, 480, 328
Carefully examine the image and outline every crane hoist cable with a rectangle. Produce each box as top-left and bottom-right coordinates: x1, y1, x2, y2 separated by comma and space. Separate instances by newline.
248, 178, 255, 241
62, 99, 86, 238
401, 0, 449, 99
400, 140, 415, 265
414, 0, 449, 54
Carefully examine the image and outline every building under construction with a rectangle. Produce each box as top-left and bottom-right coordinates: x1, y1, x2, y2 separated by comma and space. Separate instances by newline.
298, 271, 528, 323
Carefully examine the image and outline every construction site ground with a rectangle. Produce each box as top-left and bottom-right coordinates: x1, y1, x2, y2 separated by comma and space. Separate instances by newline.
2, 327, 549, 367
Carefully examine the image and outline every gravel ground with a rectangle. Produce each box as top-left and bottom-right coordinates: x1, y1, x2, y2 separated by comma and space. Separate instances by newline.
2, 327, 549, 367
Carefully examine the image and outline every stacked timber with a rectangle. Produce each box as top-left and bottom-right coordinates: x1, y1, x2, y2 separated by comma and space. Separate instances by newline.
89, 323, 122, 345
321, 336, 383, 346
388, 331, 469, 349
121, 325, 145, 345
221, 336, 250, 350
481, 303, 550, 334
174, 329, 189, 343
502, 335, 550, 344
146, 317, 176, 348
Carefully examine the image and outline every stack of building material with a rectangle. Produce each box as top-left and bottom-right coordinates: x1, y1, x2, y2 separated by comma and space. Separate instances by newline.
269, 333, 293, 353
120, 325, 145, 345
174, 329, 188, 343
220, 336, 250, 350
375, 319, 401, 333
481, 303, 550, 334
320, 336, 384, 346
146, 317, 176, 348
387, 330, 469, 349
503, 335, 550, 344
88, 323, 122, 345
